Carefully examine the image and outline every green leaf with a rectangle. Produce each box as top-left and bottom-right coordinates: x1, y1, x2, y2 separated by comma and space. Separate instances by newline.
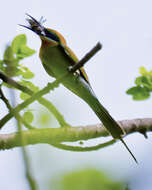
17, 45, 36, 59
4, 46, 14, 61
12, 34, 36, 59
12, 34, 27, 53
7, 59, 19, 67
22, 71, 34, 79
52, 169, 123, 190
20, 92, 30, 100
20, 80, 39, 92
37, 110, 52, 126
135, 76, 152, 90
20, 67, 35, 79
149, 71, 152, 77
126, 86, 150, 100
23, 112, 34, 123
5, 67, 20, 77
139, 66, 147, 75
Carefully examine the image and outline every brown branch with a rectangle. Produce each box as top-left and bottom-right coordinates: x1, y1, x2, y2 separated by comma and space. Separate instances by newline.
0, 118, 151, 150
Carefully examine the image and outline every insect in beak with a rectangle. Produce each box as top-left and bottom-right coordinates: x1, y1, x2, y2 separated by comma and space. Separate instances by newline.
19, 13, 46, 36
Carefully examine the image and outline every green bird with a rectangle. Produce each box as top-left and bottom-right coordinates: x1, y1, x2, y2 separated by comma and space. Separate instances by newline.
21, 14, 137, 163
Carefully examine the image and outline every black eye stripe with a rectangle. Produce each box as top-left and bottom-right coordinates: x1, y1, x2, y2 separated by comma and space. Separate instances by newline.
44, 29, 60, 42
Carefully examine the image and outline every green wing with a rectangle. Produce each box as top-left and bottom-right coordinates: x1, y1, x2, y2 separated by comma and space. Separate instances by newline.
62, 45, 90, 84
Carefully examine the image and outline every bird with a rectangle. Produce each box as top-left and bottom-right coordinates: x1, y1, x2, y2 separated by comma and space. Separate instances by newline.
21, 14, 137, 163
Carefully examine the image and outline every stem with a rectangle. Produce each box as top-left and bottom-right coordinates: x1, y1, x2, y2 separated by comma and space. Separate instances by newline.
50, 139, 116, 151
0, 71, 69, 127
0, 87, 34, 129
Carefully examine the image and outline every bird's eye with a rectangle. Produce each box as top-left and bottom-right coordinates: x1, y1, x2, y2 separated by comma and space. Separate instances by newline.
44, 29, 60, 42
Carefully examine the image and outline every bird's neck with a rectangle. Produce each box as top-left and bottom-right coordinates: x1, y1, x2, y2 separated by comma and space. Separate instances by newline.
39, 39, 58, 59
41, 38, 58, 47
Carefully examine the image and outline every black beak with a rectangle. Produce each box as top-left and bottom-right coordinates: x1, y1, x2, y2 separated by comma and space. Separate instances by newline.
19, 13, 46, 36
20, 14, 60, 43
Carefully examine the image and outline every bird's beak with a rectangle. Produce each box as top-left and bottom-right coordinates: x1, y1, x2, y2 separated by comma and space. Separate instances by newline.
19, 13, 46, 36
20, 14, 60, 43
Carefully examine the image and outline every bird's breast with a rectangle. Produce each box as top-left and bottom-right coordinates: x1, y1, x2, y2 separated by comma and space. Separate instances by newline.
39, 43, 72, 78
39, 42, 95, 100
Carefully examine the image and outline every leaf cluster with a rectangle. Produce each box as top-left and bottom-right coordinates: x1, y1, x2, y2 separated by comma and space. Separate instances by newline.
0, 34, 38, 125
126, 67, 152, 100
0, 34, 35, 77
53, 168, 124, 190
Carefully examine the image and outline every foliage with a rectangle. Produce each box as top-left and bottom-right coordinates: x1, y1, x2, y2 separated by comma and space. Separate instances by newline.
0, 34, 35, 77
0, 34, 36, 127
126, 66, 152, 100
52, 168, 124, 190
37, 109, 52, 127
23, 111, 34, 123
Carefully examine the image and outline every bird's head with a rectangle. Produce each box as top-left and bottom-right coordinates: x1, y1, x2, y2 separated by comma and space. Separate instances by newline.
20, 14, 66, 46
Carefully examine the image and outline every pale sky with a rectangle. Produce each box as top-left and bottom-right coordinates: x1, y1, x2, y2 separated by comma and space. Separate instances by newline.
0, 1, 152, 190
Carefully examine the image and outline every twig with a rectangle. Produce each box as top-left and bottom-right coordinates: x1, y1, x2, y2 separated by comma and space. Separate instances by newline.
68, 42, 102, 72
50, 139, 116, 152
0, 87, 12, 110
0, 71, 69, 127
0, 118, 151, 150
0, 87, 34, 130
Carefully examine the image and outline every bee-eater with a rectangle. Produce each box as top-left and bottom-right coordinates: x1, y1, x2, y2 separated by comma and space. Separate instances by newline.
21, 14, 137, 163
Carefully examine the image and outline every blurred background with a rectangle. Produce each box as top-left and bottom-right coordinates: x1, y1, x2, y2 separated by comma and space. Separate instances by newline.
0, 0, 152, 189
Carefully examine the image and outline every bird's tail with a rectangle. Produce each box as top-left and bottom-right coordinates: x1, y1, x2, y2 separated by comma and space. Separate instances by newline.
83, 90, 138, 163
63, 76, 137, 163
120, 138, 138, 164
84, 93, 124, 138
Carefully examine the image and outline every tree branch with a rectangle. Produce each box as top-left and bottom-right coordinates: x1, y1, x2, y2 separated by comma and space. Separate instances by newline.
0, 118, 151, 151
